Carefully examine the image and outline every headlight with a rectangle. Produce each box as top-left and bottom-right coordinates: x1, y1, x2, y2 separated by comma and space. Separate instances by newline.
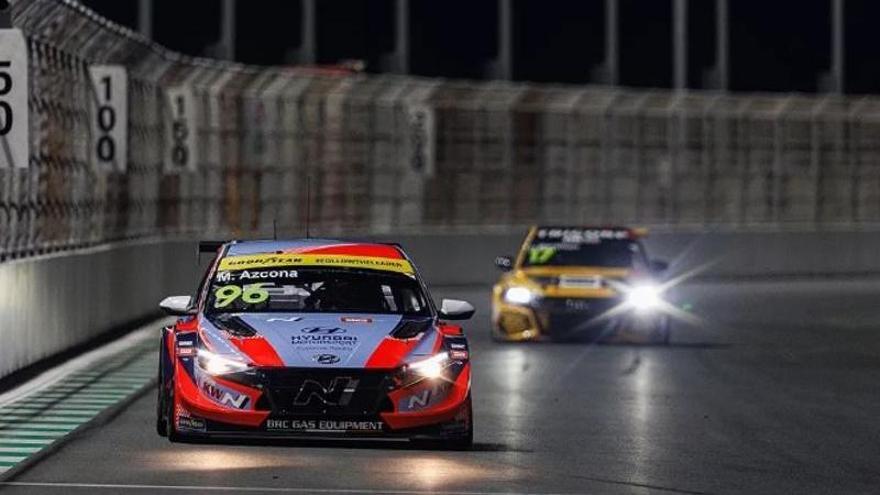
406, 352, 450, 379
197, 349, 252, 375
503, 286, 534, 305
626, 284, 662, 312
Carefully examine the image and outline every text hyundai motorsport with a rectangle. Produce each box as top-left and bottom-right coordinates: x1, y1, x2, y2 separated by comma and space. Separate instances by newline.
156, 240, 475, 448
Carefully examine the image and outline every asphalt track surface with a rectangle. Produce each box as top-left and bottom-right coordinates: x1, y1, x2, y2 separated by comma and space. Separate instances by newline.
2, 280, 880, 494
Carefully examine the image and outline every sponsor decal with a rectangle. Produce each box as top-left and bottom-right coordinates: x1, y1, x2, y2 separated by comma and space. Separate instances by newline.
265, 419, 384, 432
176, 336, 198, 357
216, 269, 297, 283
177, 416, 206, 432
341, 317, 372, 323
314, 354, 341, 365
201, 380, 250, 409
177, 347, 196, 357
267, 316, 303, 322
559, 275, 602, 289
217, 253, 414, 274
302, 327, 346, 335
398, 383, 451, 412
407, 389, 431, 409
293, 377, 359, 406
290, 333, 357, 346
449, 350, 469, 361
537, 228, 630, 243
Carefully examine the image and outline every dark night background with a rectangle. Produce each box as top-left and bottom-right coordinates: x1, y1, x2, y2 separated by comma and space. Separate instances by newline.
82, 0, 880, 94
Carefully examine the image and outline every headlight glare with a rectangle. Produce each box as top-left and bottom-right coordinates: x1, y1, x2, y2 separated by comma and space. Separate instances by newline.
197, 349, 251, 375
504, 286, 534, 305
626, 284, 662, 312
406, 352, 450, 379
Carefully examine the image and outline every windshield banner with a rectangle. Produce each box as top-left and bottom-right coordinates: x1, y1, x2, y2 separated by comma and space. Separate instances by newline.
218, 253, 415, 274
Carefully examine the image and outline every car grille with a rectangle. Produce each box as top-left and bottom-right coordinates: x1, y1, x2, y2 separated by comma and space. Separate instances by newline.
534, 297, 620, 337
254, 369, 394, 417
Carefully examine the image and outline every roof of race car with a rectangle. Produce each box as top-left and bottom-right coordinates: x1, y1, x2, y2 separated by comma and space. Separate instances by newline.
224, 239, 404, 258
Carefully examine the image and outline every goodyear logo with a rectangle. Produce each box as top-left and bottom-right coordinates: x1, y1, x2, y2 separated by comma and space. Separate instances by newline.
218, 253, 414, 274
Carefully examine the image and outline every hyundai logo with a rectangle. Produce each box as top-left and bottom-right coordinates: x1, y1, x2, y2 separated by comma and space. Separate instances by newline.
301, 327, 346, 334
314, 354, 341, 365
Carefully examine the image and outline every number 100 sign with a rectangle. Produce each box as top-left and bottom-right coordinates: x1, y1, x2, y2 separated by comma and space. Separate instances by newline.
89, 66, 128, 172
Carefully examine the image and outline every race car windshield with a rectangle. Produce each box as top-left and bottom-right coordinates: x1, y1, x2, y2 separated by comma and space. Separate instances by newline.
205, 267, 430, 316
522, 240, 644, 268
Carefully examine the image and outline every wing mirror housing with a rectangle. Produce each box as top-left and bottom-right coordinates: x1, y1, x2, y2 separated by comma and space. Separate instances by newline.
439, 299, 475, 320
159, 296, 195, 316
495, 256, 514, 272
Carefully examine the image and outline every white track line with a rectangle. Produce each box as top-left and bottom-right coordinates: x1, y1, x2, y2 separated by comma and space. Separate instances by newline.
0, 482, 579, 495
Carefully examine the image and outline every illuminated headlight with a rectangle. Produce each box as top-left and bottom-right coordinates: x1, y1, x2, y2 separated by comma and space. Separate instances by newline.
503, 286, 534, 305
626, 284, 663, 312
197, 349, 251, 375
406, 352, 450, 379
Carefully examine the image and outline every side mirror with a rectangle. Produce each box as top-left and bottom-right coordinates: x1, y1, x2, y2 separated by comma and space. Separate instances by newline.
439, 299, 475, 320
494, 256, 513, 272
650, 259, 669, 274
159, 296, 195, 316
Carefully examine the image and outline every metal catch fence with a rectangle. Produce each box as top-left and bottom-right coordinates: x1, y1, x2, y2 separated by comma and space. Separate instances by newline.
2, 0, 880, 261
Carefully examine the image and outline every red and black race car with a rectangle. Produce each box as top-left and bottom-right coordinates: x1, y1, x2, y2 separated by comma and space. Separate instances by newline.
156, 239, 475, 448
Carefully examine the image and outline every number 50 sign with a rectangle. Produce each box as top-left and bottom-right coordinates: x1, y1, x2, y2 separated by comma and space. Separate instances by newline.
0, 29, 29, 169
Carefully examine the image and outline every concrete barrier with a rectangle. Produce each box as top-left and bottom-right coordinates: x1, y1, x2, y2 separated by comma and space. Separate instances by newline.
0, 241, 200, 380
382, 230, 880, 286
3, 230, 879, 381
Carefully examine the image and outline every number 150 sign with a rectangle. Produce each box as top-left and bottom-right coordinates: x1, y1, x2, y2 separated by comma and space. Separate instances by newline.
164, 86, 197, 173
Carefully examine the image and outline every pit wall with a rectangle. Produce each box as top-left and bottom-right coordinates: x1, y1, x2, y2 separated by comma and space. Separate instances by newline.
2, 230, 879, 381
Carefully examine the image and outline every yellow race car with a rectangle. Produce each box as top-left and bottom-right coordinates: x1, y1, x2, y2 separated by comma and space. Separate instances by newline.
492, 226, 671, 343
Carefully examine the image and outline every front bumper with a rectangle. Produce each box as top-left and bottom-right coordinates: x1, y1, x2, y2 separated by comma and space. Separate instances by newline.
493, 296, 622, 341
172, 362, 472, 439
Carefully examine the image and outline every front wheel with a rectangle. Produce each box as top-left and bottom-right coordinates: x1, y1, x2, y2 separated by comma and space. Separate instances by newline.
165, 387, 186, 443
653, 316, 671, 345
447, 393, 473, 450
156, 342, 168, 437
413, 394, 473, 450
156, 381, 168, 437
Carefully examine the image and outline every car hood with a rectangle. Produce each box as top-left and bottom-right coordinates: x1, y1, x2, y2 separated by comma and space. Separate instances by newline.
199, 313, 438, 369
518, 266, 632, 278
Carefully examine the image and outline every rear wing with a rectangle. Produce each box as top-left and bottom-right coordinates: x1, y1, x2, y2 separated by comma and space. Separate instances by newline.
198, 240, 228, 254
532, 226, 649, 239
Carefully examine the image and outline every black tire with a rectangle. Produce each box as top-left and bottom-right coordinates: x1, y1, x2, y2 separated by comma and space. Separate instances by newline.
413, 394, 473, 450
156, 377, 168, 437
165, 387, 184, 443
655, 317, 672, 345
447, 402, 474, 450
156, 341, 168, 437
